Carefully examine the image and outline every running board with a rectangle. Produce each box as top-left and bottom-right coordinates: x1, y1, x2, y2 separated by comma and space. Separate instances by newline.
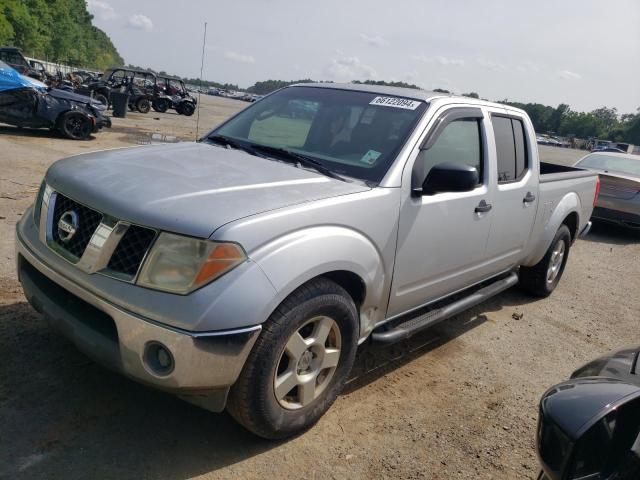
371, 272, 519, 344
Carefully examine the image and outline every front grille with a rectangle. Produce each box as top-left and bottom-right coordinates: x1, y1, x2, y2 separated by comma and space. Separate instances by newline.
108, 225, 157, 276
51, 194, 103, 259
44, 189, 157, 281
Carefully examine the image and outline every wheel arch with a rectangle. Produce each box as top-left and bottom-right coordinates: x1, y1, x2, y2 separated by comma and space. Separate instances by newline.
521, 191, 581, 267
249, 225, 389, 341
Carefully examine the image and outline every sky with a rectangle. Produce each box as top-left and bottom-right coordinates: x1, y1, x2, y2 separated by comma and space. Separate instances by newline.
87, 0, 640, 113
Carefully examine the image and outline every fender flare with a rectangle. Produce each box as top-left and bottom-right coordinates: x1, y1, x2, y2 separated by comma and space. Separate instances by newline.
250, 225, 388, 339
522, 191, 581, 267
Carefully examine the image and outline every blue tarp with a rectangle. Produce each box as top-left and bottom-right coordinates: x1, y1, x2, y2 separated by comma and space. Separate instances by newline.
0, 60, 46, 92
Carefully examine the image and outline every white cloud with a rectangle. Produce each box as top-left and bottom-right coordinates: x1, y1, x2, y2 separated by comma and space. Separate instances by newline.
476, 58, 507, 71
412, 55, 464, 66
360, 33, 388, 48
224, 51, 256, 64
556, 70, 581, 80
87, 0, 116, 20
516, 61, 540, 73
324, 56, 377, 81
126, 14, 153, 32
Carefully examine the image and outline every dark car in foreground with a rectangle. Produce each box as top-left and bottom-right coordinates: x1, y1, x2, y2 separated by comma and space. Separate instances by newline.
575, 152, 640, 230
537, 346, 640, 479
0, 61, 111, 139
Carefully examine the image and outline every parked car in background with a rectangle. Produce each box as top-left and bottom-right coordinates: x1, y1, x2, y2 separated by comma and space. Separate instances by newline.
0, 61, 110, 139
16, 83, 598, 439
536, 346, 640, 480
592, 147, 626, 153
575, 152, 640, 230
0, 46, 44, 80
28, 59, 47, 80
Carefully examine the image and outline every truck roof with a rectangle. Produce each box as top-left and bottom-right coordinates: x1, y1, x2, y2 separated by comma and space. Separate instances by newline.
293, 82, 521, 113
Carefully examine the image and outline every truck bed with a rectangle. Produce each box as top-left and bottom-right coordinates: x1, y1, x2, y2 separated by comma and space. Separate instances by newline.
540, 161, 597, 183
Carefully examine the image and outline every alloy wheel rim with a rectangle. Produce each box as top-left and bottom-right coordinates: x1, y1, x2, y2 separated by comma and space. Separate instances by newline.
274, 316, 342, 410
546, 239, 565, 284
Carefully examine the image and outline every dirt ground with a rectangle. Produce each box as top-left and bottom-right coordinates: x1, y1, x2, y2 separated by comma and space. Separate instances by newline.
1, 95, 639, 480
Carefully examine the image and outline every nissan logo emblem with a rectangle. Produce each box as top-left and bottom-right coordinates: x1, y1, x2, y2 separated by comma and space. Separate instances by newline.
57, 210, 79, 243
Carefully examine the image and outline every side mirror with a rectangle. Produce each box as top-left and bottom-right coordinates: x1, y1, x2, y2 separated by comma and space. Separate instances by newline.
413, 162, 479, 196
537, 378, 640, 480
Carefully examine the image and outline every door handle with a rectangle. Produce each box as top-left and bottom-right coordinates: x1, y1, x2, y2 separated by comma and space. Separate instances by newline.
523, 191, 536, 203
475, 200, 492, 213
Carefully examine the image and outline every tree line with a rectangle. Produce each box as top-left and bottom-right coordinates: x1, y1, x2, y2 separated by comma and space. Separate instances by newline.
1, 3, 637, 143
0, 0, 123, 70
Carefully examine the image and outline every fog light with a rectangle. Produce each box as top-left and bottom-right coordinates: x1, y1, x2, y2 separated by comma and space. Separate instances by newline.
144, 342, 175, 376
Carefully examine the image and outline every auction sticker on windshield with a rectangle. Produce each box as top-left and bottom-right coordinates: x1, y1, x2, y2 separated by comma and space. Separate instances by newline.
369, 96, 422, 110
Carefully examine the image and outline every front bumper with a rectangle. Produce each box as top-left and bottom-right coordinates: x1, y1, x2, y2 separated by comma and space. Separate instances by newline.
16, 229, 260, 412
94, 113, 111, 130
592, 206, 640, 229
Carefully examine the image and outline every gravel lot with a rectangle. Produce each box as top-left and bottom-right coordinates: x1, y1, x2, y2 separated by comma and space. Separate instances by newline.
1, 95, 638, 479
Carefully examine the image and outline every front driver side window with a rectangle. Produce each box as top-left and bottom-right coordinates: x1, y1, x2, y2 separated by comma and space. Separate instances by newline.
416, 118, 483, 185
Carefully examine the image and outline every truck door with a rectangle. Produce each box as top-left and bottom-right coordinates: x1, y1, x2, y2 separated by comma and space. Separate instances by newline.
484, 111, 538, 270
387, 106, 496, 317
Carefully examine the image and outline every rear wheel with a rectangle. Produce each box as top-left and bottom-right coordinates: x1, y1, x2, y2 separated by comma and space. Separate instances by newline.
58, 112, 92, 140
519, 225, 571, 297
136, 98, 151, 114
227, 278, 358, 439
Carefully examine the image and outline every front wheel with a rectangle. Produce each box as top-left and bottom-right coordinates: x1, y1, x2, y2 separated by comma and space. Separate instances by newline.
227, 278, 359, 439
58, 111, 92, 140
136, 98, 151, 114
519, 225, 571, 297
178, 102, 195, 116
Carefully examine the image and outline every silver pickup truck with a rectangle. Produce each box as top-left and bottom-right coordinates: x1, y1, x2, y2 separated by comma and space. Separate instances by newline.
16, 83, 599, 438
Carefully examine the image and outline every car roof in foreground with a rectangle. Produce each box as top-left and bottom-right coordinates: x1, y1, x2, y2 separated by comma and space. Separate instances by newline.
583, 151, 640, 161
290, 82, 515, 111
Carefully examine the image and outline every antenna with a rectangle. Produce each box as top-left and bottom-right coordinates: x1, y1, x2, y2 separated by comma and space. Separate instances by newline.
195, 22, 207, 141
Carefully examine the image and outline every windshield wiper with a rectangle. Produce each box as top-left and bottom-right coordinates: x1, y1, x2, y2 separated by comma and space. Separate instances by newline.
208, 134, 265, 158
249, 144, 349, 182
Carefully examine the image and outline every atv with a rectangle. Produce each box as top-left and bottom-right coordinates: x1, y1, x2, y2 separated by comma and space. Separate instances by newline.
153, 76, 197, 116
91, 68, 156, 113
0, 61, 111, 140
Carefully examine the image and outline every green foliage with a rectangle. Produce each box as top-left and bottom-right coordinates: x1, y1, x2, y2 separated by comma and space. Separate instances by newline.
0, 0, 123, 70
352, 79, 420, 90
500, 99, 638, 142
246, 79, 316, 95
462, 92, 479, 99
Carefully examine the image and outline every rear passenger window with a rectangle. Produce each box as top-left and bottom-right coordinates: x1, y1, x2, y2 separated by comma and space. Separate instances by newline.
417, 118, 483, 185
492, 115, 528, 183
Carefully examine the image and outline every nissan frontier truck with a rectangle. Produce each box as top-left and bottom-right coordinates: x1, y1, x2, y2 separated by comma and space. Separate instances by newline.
16, 83, 599, 438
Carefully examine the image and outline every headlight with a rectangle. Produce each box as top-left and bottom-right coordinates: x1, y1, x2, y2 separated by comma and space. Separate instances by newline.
137, 233, 246, 294
33, 180, 47, 228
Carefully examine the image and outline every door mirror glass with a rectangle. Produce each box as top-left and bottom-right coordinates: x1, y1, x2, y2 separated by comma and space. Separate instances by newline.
417, 162, 479, 195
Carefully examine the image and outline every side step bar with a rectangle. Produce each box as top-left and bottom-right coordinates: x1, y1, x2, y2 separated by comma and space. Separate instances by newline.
371, 272, 519, 344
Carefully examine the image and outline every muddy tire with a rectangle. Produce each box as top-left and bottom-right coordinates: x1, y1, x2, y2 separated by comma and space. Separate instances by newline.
136, 98, 151, 114
152, 99, 168, 113
58, 111, 92, 140
178, 102, 195, 116
227, 278, 359, 439
519, 225, 571, 297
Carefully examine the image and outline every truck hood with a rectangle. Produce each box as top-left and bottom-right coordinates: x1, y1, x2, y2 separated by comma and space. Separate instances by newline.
45, 142, 370, 238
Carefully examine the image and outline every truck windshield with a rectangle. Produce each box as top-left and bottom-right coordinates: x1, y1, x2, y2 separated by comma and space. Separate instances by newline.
208, 86, 427, 183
